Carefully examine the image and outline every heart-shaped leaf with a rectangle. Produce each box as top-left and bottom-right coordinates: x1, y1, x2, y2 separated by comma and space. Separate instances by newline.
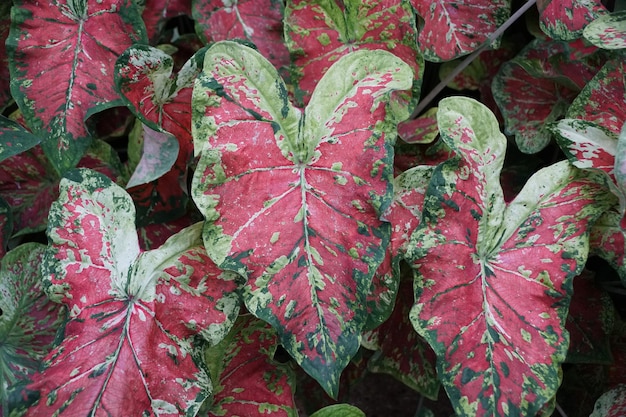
25, 168, 240, 416
0, 243, 65, 414
537, 0, 607, 40
404, 97, 616, 416
411, 0, 511, 61
192, 41, 412, 397
202, 314, 297, 416
284, 0, 422, 107
192, 0, 290, 70
7, 0, 147, 174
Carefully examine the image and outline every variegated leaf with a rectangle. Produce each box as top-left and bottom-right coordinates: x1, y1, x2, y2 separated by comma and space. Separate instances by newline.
192, 0, 290, 70
397, 108, 438, 145
26, 169, 240, 416
404, 97, 616, 416
192, 41, 412, 397
0, 243, 65, 415
537, 0, 607, 41
492, 38, 603, 153
411, 0, 511, 61
589, 207, 626, 285
393, 138, 454, 175
7, 0, 147, 174
584, 11, 626, 50
284, 0, 422, 108
309, 403, 365, 417
566, 58, 626, 136
202, 314, 297, 416
589, 384, 626, 417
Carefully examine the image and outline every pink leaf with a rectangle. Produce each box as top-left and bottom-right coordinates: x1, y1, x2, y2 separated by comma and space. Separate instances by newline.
537, 0, 607, 40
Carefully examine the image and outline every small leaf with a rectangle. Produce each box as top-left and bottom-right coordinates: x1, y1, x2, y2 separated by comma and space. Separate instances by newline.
589, 384, 626, 417
411, 0, 511, 61
0, 115, 41, 163
0, 243, 65, 414
309, 403, 365, 417
126, 124, 179, 188
7, 0, 147, 173
192, 41, 412, 397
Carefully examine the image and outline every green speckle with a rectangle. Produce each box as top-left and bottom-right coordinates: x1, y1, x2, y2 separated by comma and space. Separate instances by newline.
317, 33, 331, 46
348, 248, 359, 259
270, 232, 280, 244
86, 83, 97, 90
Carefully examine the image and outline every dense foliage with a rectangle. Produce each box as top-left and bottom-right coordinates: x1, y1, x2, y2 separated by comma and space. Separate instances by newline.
1, 0, 626, 416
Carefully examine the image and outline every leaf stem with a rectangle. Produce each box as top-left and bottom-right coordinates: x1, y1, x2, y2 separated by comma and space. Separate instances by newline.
410, 0, 537, 118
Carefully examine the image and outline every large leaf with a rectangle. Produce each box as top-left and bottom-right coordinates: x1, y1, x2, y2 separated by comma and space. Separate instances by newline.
26, 169, 240, 416
411, 0, 511, 61
284, 0, 422, 107
492, 38, 603, 153
537, 0, 607, 41
404, 97, 616, 416
0, 243, 65, 415
202, 314, 297, 416
192, 0, 290, 70
191, 41, 412, 396
7, 0, 147, 174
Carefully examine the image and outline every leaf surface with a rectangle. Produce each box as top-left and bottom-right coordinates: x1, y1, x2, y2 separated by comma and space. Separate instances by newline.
27, 169, 240, 416
126, 124, 179, 188
192, 41, 412, 396
404, 97, 616, 416
0, 244, 65, 414
7, 0, 147, 173
203, 314, 297, 416
0, 115, 41, 163
284, 0, 422, 107
583, 11, 626, 49
192, 0, 289, 70
411, 0, 510, 61
589, 384, 626, 417
537, 0, 607, 40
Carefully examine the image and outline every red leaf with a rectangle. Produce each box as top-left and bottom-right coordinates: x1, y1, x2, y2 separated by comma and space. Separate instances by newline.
411, 0, 510, 61
537, 0, 607, 40
192, 0, 289, 70
29, 169, 240, 416
7, 0, 146, 173
284, 0, 422, 107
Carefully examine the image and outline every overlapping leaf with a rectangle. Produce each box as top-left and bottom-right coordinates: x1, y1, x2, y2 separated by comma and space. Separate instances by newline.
191, 41, 412, 396
589, 208, 626, 284
192, 0, 289, 70
411, 0, 510, 61
202, 314, 297, 416
7, 0, 147, 174
284, 0, 422, 107
404, 97, 616, 416
0, 243, 65, 415
0, 116, 41, 163
584, 11, 626, 50
26, 169, 240, 416
537, 0, 607, 40
492, 38, 603, 153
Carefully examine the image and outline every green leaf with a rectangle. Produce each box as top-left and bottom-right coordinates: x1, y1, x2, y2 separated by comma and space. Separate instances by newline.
309, 403, 365, 417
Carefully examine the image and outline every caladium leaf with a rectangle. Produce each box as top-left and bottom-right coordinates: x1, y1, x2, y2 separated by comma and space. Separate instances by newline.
27, 168, 240, 416
202, 314, 297, 416
537, 0, 607, 41
404, 97, 616, 416
309, 403, 365, 417
397, 108, 438, 145
492, 39, 603, 153
589, 384, 626, 417
393, 138, 454, 174
589, 207, 626, 285
192, 41, 412, 397
0, 243, 65, 415
126, 124, 179, 188
583, 11, 626, 50
115, 43, 206, 163
284, 0, 422, 108
7, 0, 147, 174
192, 0, 290, 70
0, 115, 41, 163
566, 58, 626, 136
411, 0, 511, 62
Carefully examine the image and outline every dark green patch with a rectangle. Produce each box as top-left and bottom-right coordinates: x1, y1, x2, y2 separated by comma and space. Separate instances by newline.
86, 83, 97, 91
461, 367, 478, 384
500, 361, 510, 377
470, 209, 482, 220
